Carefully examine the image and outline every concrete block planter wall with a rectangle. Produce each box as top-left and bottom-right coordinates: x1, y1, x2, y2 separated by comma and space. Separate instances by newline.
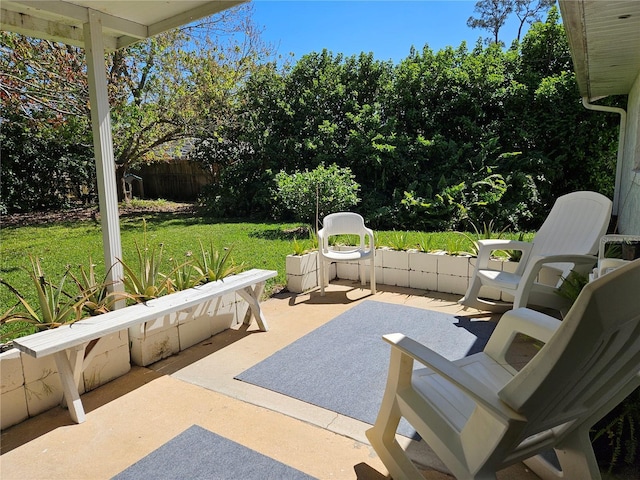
286, 248, 517, 301
1, 281, 255, 430
0, 331, 130, 430
129, 292, 246, 366
286, 251, 320, 293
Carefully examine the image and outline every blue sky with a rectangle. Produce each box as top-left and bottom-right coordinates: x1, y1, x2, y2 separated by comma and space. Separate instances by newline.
251, 1, 537, 65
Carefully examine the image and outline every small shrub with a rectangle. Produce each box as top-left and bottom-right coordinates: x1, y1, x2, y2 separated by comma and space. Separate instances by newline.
274, 163, 360, 228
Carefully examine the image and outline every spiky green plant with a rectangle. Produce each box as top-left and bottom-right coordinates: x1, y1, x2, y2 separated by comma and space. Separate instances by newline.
165, 252, 203, 293
291, 238, 308, 255
67, 259, 124, 315
118, 220, 170, 301
194, 241, 244, 283
387, 231, 413, 251
417, 233, 436, 253
0, 256, 86, 341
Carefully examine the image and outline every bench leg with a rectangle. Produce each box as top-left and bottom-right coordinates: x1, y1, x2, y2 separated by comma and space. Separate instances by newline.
54, 351, 86, 424
237, 282, 268, 332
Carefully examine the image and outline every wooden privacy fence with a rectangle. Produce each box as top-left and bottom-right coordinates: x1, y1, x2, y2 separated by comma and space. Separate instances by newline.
133, 160, 211, 201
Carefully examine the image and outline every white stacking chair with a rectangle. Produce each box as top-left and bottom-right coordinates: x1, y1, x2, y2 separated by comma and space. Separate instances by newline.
367, 259, 640, 480
317, 212, 375, 296
459, 191, 612, 313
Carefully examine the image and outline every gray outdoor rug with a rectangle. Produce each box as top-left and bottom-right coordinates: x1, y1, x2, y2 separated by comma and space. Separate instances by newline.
112, 425, 316, 480
235, 300, 495, 438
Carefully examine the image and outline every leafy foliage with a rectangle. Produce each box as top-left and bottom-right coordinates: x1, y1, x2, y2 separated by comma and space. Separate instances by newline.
2, 8, 621, 236
274, 163, 361, 228
592, 388, 640, 473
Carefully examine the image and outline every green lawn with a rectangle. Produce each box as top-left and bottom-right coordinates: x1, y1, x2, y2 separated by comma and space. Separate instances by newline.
0, 207, 531, 342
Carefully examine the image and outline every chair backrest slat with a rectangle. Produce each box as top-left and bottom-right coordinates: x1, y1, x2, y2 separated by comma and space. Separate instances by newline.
322, 212, 367, 237
531, 191, 612, 257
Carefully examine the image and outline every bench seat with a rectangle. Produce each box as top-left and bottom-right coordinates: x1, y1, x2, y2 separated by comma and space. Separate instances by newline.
12, 268, 277, 423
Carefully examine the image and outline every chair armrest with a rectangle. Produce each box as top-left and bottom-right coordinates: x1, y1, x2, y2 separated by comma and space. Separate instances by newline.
475, 239, 533, 270
383, 333, 526, 421
484, 308, 561, 364
364, 227, 375, 250
317, 228, 328, 254
520, 254, 598, 287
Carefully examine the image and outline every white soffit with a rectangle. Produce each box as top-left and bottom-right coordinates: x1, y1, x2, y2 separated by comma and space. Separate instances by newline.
560, 0, 640, 99
1, 1, 246, 50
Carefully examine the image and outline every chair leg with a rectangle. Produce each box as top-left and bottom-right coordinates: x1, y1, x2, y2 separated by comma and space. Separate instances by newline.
524, 426, 601, 480
367, 349, 424, 480
370, 257, 376, 295
458, 275, 510, 312
319, 257, 326, 296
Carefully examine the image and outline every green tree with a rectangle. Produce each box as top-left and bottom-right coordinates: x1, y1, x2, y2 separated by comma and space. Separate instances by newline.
467, 0, 514, 45
0, 4, 269, 204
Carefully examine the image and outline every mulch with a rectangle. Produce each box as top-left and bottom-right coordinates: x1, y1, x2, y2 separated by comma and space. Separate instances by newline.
1, 203, 197, 228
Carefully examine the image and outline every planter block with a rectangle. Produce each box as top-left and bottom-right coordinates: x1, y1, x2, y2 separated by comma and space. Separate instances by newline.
286, 252, 320, 293
1, 386, 28, 430
83, 344, 130, 392
438, 274, 469, 295
437, 255, 470, 277
409, 270, 438, 291
336, 262, 360, 280
287, 272, 319, 293
179, 313, 215, 350
24, 368, 63, 418
409, 251, 438, 274
383, 267, 410, 287
1, 348, 24, 394
502, 260, 519, 274
21, 351, 58, 385
129, 325, 180, 367
538, 266, 563, 287
285, 252, 317, 273
82, 330, 130, 392
382, 250, 409, 270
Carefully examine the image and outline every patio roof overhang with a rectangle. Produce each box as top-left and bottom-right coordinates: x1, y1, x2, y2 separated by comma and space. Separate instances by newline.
1, 1, 245, 295
558, 0, 640, 216
1, 1, 244, 51
559, 0, 640, 99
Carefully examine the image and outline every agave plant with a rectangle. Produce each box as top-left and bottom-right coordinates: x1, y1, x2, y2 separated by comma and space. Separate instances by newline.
194, 240, 244, 283
0, 256, 87, 341
165, 252, 204, 293
117, 220, 172, 302
67, 259, 131, 315
118, 240, 170, 302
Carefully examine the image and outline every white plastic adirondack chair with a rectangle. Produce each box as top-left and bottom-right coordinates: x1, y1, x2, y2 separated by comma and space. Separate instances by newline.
367, 259, 640, 480
317, 212, 376, 296
459, 191, 612, 313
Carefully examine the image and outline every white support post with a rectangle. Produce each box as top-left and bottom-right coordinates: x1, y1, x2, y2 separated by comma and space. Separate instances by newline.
84, 10, 125, 299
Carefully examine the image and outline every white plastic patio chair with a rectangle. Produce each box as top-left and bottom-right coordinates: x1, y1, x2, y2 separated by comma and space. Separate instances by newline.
459, 191, 612, 313
367, 258, 640, 480
317, 212, 376, 296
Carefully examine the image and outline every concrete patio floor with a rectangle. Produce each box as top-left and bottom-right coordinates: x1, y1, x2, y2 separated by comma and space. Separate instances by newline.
0, 281, 541, 480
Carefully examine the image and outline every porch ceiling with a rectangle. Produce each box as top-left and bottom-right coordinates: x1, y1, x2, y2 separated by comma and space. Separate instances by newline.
559, 0, 640, 99
1, 1, 245, 51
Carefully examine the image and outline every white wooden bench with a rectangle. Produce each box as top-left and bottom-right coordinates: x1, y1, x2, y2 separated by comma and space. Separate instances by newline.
12, 268, 277, 424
